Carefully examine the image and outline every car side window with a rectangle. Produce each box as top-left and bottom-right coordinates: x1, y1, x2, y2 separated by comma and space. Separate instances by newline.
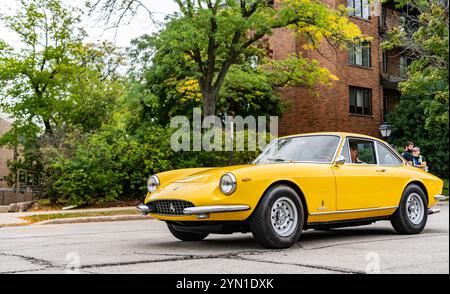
348, 139, 377, 165
377, 142, 403, 166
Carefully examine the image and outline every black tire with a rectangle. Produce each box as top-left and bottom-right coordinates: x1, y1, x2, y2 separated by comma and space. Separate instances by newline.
249, 185, 304, 249
390, 184, 428, 234
166, 223, 209, 241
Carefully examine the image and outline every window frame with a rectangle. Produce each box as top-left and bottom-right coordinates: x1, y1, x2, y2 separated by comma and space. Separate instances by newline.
376, 141, 405, 166
349, 86, 373, 116
349, 42, 372, 68
344, 137, 379, 166
347, 0, 371, 20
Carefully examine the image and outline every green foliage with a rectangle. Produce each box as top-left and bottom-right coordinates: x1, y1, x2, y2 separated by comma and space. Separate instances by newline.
383, 0, 449, 129
382, 0, 448, 178
387, 94, 449, 178
0, 0, 125, 187
41, 124, 174, 205
41, 120, 263, 205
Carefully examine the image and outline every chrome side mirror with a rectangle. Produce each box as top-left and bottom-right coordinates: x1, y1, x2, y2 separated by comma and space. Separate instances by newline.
335, 155, 347, 165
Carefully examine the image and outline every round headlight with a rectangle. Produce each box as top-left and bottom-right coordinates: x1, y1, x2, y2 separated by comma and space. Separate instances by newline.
147, 175, 160, 193
220, 173, 237, 195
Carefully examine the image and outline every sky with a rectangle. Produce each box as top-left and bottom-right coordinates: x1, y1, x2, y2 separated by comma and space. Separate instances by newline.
0, 0, 179, 119
0, 0, 179, 49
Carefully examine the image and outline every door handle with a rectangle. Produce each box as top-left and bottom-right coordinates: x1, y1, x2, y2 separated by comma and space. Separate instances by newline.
376, 169, 387, 173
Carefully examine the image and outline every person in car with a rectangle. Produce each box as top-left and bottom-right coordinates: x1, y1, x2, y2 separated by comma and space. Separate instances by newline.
350, 145, 365, 164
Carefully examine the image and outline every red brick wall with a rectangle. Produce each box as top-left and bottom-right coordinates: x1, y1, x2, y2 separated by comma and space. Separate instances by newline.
270, 0, 384, 138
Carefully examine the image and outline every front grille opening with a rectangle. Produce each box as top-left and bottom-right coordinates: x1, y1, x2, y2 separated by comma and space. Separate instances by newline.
149, 200, 194, 216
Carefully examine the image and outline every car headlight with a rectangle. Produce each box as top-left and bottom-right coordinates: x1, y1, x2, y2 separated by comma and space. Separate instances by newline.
220, 173, 237, 195
147, 175, 160, 193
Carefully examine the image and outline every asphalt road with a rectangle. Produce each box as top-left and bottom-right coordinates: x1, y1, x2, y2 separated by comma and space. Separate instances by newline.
0, 203, 448, 274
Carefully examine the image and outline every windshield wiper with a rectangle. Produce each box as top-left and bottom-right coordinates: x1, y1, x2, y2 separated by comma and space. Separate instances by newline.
267, 158, 294, 163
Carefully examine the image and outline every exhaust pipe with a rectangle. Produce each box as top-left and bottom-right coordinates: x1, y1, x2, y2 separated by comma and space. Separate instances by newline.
428, 208, 441, 215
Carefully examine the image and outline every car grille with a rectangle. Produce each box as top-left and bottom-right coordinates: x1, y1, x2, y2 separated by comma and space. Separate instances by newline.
149, 200, 194, 216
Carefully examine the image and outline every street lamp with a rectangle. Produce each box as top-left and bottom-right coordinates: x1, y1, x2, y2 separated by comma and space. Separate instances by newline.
379, 123, 393, 139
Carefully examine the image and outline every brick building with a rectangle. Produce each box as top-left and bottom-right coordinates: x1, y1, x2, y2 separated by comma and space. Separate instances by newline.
270, 0, 404, 138
0, 114, 14, 188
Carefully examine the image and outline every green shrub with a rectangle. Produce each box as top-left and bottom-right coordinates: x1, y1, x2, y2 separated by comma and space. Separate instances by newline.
42, 124, 263, 206
388, 94, 449, 178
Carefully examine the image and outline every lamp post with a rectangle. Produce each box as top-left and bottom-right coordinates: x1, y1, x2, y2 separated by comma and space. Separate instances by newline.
379, 123, 393, 139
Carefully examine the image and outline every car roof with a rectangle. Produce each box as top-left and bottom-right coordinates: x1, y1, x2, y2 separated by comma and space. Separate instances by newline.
279, 132, 382, 142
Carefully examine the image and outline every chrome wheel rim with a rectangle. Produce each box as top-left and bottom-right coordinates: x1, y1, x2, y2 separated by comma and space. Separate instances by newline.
406, 193, 425, 225
271, 197, 298, 237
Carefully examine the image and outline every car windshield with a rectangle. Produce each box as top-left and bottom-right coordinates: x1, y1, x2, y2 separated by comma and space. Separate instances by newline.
254, 135, 341, 164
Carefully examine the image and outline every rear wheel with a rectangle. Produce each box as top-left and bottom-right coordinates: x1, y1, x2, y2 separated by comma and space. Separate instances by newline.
249, 185, 304, 249
167, 223, 209, 241
390, 184, 428, 234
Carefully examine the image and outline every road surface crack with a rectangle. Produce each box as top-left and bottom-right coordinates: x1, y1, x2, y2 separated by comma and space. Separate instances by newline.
302, 233, 447, 250
0, 251, 58, 273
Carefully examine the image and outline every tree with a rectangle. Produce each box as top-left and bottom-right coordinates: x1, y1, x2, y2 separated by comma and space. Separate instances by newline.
382, 0, 448, 178
0, 0, 124, 140
387, 93, 448, 178
0, 0, 125, 187
0, 0, 86, 136
383, 0, 449, 129
96, 0, 365, 116
127, 33, 286, 125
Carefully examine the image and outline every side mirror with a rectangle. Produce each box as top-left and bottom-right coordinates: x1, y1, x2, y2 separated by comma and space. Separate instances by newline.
335, 155, 347, 165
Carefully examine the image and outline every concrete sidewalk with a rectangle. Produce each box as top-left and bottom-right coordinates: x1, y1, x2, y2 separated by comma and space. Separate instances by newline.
0, 206, 142, 226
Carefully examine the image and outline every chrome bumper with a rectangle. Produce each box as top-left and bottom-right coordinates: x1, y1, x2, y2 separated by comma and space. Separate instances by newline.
183, 205, 250, 215
434, 195, 449, 201
137, 204, 250, 218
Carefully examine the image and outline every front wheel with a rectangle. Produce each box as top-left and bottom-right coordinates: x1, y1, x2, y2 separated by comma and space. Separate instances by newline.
390, 184, 428, 234
167, 223, 209, 241
249, 185, 304, 249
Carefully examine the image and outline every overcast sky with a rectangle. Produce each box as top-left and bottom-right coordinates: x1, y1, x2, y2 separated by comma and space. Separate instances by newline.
0, 0, 179, 49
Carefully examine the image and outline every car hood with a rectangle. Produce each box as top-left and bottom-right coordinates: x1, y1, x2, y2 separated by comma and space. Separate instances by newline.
171, 165, 253, 184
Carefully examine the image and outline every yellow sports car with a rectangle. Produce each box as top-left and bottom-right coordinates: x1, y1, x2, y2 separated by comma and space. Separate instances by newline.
138, 132, 446, 249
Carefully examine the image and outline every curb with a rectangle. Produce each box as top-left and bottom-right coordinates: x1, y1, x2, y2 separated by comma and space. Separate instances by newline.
34, 214, 153, 226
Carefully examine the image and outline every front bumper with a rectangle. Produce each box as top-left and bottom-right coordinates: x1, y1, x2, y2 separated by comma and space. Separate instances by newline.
434, 195, 449, 201
137, 204, 250, 219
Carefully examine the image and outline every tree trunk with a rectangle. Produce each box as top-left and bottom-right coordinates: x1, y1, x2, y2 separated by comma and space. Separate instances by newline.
202, 90, 218, 117
43, 119, 53, 135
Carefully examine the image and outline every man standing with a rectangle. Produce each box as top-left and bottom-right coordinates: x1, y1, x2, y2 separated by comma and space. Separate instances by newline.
401, 141, 415, 165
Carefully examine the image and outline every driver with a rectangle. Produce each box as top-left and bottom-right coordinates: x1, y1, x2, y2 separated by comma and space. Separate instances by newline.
350, 144, 365, 164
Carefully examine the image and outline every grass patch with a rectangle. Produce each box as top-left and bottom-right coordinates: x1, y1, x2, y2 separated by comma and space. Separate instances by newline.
20, 209, 140, 224
30, 198, 141, 212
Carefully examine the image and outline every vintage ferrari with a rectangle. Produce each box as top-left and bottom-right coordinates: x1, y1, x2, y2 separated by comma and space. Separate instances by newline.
138, 132, 446, 249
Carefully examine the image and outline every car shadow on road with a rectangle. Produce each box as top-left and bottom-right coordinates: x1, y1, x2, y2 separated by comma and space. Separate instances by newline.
137, 224, 447, 252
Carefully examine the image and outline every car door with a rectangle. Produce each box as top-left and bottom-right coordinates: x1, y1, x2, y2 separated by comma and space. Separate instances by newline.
375, 141, 407, 207
332, 138, 388, 210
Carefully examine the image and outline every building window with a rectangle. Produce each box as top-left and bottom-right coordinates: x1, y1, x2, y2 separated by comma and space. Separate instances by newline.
382, 52, 388, 73
400, 56, 411, 77
348, 0, 370, 20
349, 42, 371, 67
350, 87, 372, 116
